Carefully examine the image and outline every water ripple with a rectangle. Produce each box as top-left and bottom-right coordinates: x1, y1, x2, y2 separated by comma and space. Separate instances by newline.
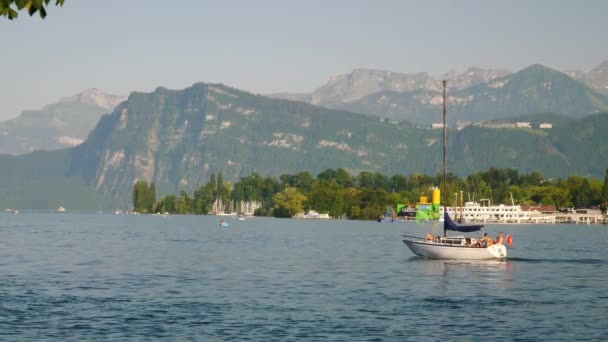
0, 214, 607, 340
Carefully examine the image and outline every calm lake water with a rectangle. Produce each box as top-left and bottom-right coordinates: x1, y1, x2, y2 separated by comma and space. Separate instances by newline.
1, 213, 607, 341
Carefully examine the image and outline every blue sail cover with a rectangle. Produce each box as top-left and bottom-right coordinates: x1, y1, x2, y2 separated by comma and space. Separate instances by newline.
444, 212, 483, 232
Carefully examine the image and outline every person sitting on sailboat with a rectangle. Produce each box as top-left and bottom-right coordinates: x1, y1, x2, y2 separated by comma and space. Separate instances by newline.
425, 234, 441, 242
495, 232, 505, 245
479, 232, 494, 247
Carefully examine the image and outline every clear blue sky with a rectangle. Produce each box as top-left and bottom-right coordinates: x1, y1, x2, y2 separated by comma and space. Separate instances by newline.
1, 0, 607, 119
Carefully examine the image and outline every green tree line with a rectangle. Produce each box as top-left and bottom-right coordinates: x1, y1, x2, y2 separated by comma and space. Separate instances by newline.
133, 168, 608, 219
132, 180, 156, 213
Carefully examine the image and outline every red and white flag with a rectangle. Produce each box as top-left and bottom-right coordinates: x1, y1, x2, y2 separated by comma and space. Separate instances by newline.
505, 234, 513, 247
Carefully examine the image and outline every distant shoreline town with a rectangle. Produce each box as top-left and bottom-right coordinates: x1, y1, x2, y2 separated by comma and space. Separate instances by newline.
126, 167, 608, 224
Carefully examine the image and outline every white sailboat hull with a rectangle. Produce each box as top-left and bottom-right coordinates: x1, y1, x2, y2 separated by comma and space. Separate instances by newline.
401, 80, 509, 261
403, 240, 507, 260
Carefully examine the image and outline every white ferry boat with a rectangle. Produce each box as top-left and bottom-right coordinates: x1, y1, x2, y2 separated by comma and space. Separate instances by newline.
441, 199, 555, 224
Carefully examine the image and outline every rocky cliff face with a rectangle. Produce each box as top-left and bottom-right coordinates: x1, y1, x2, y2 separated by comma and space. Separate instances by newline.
446, 67, 511, 90
269, 66, 510, 107
3, 82, 608, 209
69, 81, 608, 202
305, 67, 510, 107
308, 68, 438, 106
69, 83, 438, 198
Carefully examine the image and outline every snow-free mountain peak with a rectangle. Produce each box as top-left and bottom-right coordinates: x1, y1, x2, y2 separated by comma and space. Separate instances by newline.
59, 88, 126, 112
0, 88, 126, 155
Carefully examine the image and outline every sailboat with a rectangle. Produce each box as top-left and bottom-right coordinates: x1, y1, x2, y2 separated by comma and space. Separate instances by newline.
402, 80, 509, 260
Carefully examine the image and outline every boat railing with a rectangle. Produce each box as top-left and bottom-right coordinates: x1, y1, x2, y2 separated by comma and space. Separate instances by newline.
401, 234, 425, 240
402, 233, 481, 247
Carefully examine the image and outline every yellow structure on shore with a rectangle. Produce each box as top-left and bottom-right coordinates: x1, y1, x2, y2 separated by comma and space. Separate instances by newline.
414, 187, 441, 221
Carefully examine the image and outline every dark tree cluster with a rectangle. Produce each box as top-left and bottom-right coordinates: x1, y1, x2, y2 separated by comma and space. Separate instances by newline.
134, 167, 608, 218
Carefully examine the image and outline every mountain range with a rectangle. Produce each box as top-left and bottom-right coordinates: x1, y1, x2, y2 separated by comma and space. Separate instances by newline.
2, 61, 608, 209
2, 61, 607, 156
565, 60, 608, 95
340, 65, 608, 124
270, 61, 608, 124
0, 89, 124, 155
1, 81, 608, 210
67, 83, 433, 201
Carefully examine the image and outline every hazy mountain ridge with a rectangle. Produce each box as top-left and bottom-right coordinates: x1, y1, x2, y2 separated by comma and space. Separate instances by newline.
59, 88, 126, 112
585, 60, 608, 95
68, 83, 437, 200
0, 89, 125, 155
4, 61, 607, 157
446, 64, 608, 122
308, 68, 438, 106
317, 65, 608, 124
2, 83, 608, 209
446, 67, 512, 90
269, 67, 509, 106
270, 61, 608, 124
68, 83, 608, 199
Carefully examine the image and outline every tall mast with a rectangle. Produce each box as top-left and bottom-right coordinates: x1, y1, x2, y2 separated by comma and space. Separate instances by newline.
442, 79, 447, 237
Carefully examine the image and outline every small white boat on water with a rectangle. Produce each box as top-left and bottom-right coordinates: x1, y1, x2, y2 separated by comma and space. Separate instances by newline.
403, 239, 507, 259
402, 80, 511, 260
293, 210, 331, 219
402, 213, 509, 260
57, 206, 66, 212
